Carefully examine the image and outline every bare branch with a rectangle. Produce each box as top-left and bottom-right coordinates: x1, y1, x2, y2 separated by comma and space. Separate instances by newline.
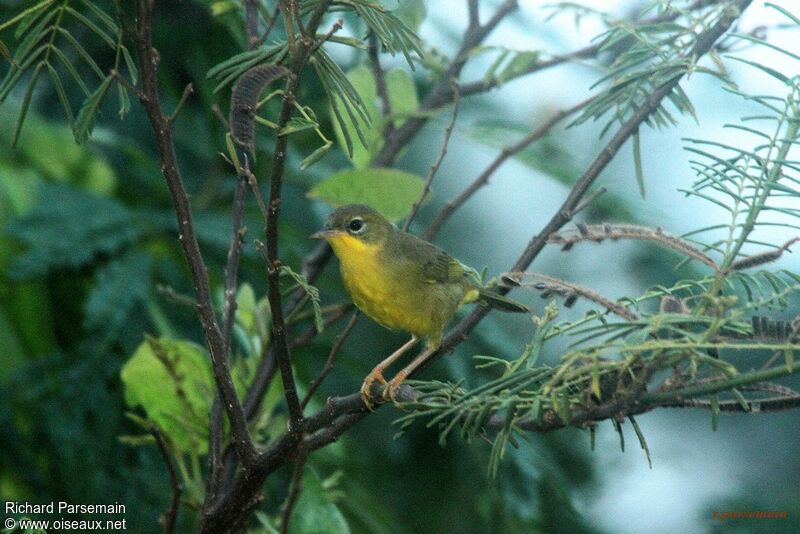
501, 271, 639, 321
548, 223, 720, 272
373, 0, 518, 168
149, 425, 182, 534
167, 83, 194, 126
403, 83, 460, 232
279, 454, 308, 534
424, 96, 591, 240
368, 33, 393, 136
301, 312, 360, 410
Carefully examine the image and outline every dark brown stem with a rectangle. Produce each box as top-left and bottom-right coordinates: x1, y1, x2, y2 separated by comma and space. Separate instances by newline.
133, 0, 257, 467
149, 425, 182, 534
205, 170, 249, 512
301, 312, 359, 410
167, 83, 194, 126
423, 96, 591, 240
279, 454, 308, 534
245, 0, 260, 49
403, 83, 460, 232
372, 0, 518, 168
368, 33, 393, 137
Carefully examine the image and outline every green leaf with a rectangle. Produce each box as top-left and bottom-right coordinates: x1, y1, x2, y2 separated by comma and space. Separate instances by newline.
331, 66, 376, 168
84, 250, 152, 334
12, 62, 43, 147
74, 75, 112, 143
211, 1, 239, 16
300, 141, 333, 170
279, 116, 319, 136
0, 0, 52, 33
331, 66, 418, 168
307, 167, 425, 222
632, 130, 645, 198
289, 468, 351, 534
120, 337, 213, 453
394, 0, 426, 32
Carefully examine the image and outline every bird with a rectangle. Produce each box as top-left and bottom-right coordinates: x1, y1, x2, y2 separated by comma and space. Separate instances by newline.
311, 204, 529, 408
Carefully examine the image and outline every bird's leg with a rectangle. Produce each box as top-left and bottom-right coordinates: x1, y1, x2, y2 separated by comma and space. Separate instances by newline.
384, 344, 438, 402
360, 335, 420, 410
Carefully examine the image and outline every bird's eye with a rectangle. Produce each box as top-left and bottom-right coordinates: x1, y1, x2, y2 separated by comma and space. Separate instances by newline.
348, 218, 365, 234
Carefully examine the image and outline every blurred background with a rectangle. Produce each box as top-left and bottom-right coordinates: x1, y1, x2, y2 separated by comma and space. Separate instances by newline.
1, 0, 799, 532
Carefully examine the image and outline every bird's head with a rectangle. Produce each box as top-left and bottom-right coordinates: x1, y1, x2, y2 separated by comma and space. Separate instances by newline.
310, 204, 394, 250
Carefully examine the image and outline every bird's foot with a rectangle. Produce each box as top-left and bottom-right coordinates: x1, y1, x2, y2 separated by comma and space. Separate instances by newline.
383, 372, 409, 403
360, 369, 387, 411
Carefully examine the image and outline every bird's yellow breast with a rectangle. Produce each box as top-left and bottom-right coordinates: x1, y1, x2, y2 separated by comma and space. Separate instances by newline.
326, 233, 446, 341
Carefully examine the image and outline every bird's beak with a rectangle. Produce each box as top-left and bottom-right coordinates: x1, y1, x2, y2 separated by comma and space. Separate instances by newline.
310, 229, 336, 240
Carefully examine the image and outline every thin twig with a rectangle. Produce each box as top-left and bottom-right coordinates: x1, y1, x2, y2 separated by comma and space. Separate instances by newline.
279, 454, 308, 534
301, 312, 360, 410
167, 83, 194, 126
368, 33, 393, 136
245, 0, 260, 49
211, 103, 229, 130
207, 164, 250, 511
253, 3, 281, 49
149, 425, 182, 534
110, 68, 144, 100
458, 0, 719, 98
403, 83, 460, 232
372, 0, 518, 168
308, 18, 344, 57
156, 284, 196, 308
424, 96, 592, 240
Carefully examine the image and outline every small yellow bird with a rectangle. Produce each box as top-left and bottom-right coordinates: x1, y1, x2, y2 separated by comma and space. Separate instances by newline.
311, 204, 529, 406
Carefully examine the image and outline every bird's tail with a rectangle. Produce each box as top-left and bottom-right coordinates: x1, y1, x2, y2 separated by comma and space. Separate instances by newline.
477, 288, 530, 313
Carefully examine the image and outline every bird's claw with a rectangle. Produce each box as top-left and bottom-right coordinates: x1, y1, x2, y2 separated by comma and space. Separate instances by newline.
382, 373, 408, 403
360, 370, 386, 411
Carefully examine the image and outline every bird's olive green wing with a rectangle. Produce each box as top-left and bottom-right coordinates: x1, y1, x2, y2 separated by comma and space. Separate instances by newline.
393, 231, 465, 284
421, 248, 465, 284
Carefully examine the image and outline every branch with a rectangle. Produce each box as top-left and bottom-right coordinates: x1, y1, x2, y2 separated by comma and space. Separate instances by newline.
149, 425, 182, 534
368, 33, 393, 137
133, 0, 257, 467
423, 96, 591, 240
372, 0, 518, 168
279, 454, 308, 534
458, 0, 721, 97
301, 312, 359, 410
547, 222, 720, 272
403, 83, 460, 232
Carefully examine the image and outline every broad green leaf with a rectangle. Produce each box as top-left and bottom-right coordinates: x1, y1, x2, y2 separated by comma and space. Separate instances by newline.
307, 167, 424, 222
394, 0, 426, 33
289, 469, 351, 534
386, 68, 419, 128
120, 337, 213, 453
